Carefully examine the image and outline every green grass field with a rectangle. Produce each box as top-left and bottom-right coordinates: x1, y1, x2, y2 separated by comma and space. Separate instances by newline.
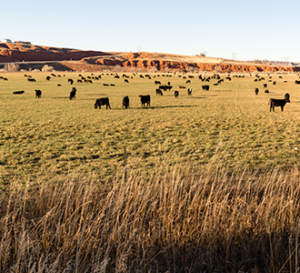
2, 70, 300, 272
1, 71, 300, 189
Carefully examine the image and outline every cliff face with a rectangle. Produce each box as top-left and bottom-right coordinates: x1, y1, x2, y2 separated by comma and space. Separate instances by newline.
0, 42, 299, 72
0, 43, 109, 62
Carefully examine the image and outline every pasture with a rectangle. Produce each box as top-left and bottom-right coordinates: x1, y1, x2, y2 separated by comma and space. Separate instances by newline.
2, 70, 300, 272
1, 71, 300, 189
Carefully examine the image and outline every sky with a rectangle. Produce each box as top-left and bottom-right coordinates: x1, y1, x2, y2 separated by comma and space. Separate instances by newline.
1, 0, 299, 62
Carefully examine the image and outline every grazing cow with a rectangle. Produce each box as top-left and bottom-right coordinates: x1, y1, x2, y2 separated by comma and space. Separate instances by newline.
202, 85, 210, 91
68, 79, 74, 85
155, 80, 161, 85
110, 84, 115, 86
139, 95, 151, 107
85, 79, 93, 83
156, 89, 163, 96
124, 79, 129, 83
77, 79, 82, 83
269, 93, 290, 112
255, 88, 259, 95
174, 91, 179, 98
265, 90, 269, 93
46, 76, 51, 81
57, 84, 61, 86
263, 84, 267, 88
122, 96, 130, 109
27, 78, 36, 82
295, 80, 300, 84
103, 83, 109, 86
187, 88, 192, 96
186, 80, 191, 84
95, 97, 111, 109
13, 90, 25, 94
35, 90, 42, 98
273, 81, 276, 85
159, 85, 172, 91
179, 86, 186, 89
70, 87, 76, 100
226, 77, 231, 81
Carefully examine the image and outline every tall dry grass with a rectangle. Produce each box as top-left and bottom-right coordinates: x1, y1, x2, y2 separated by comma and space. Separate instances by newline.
1, 164, 300, 272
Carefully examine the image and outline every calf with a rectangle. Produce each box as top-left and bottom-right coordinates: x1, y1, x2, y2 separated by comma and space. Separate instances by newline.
139, 95, 151, 107
13, 90, 25, 94
255, 88, 259, 95
35, 89, 42, 98
122, 96, 130, 109
95, 97, 111, 109
202, 85, 210, 91
70, 87, 76, 100
156, 89, 163, 96
269, 93, 290, 112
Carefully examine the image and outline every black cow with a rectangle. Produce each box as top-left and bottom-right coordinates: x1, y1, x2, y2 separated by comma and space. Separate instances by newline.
186, 80, 191, 84
269, 93, 290, 112
68, 79, 74, 85
156, 89, 163, 96
95, 98, 111, 109
295, 80, 300, 84
35, 90, 42, 98
159, 85, 172, 91
122, 96, 130, 109
202, 85, 209, 91
46, 76, 51, 81
265, 90, 269, 93
273, 81, 276, 85
187, 88, 192, 96
27, 78, 36, 82
70, 87, 76, 100
174, 91, 179, 98
139, 95, 151, 107
255, 88, 259, 95
13, 90, 25, 94
263, 84, 267, 88
155, 80, 161, 85
124, 79, 129, 83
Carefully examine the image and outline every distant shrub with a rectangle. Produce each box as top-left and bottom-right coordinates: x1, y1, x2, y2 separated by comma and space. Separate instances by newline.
41, 65, 54, 72
4, 63, 20, 72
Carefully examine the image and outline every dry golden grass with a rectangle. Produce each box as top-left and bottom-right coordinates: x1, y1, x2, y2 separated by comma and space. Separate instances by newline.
1, 164, 300, 272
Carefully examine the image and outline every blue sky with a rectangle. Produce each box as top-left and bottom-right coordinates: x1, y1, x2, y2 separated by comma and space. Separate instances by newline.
2, 0, 299, 62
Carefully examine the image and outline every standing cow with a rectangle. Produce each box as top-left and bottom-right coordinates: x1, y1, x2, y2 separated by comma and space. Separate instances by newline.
139, 95, 151, 107
95, 98, 111, 109
35, 90, 42, 98
269, 93, 290, 112
70, 87, 76, 100
122, 96, 130, 109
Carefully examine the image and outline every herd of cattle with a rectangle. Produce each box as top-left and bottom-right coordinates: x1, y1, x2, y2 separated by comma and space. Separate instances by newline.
5, 72, 300, 112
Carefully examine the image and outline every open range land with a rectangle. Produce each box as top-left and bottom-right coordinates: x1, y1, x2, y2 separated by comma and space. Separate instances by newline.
1, 65, 300, 271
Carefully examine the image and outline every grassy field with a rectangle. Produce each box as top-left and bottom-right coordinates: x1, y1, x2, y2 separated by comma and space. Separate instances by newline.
1, 71, 300, 188
1, 70, 300, 272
